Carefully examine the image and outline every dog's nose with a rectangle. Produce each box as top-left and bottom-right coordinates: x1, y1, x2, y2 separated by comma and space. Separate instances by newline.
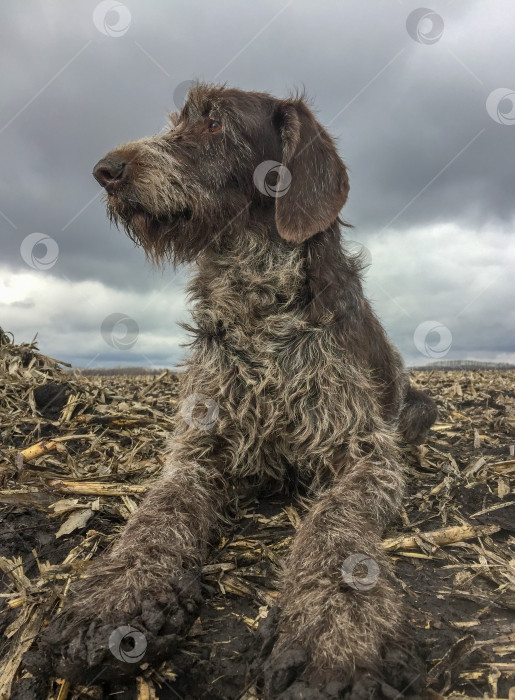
93, 156, 127, 192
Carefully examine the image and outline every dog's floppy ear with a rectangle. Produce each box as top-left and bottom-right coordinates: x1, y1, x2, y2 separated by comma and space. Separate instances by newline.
274, 98, 349, 243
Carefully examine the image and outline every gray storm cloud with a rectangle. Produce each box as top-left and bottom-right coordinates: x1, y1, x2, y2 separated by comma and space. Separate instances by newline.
1, 0, 514, 367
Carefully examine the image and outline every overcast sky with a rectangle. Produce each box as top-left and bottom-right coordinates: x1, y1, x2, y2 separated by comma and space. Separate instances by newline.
1, 0, 514, 368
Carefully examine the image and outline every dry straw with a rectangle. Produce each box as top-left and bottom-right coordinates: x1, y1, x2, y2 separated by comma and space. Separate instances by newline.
0, 334, 514, 698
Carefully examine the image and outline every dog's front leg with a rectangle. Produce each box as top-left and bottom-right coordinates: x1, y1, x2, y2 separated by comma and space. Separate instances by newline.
24, 454, 225, 685
399, 383, 438, 445
262, 432, 424, 699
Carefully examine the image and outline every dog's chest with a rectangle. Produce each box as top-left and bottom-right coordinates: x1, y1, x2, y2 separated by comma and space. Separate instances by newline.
186, 240, 349, 477
197, 244, 308, 379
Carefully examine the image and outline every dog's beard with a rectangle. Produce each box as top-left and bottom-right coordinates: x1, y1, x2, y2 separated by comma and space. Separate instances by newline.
106, 188, 251, 266
107, 197, 198, 266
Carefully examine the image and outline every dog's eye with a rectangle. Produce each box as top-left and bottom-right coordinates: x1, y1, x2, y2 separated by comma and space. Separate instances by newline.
208, 120, 222, 133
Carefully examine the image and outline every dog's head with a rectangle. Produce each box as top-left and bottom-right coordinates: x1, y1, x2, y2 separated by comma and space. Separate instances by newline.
93, 82, 349, 264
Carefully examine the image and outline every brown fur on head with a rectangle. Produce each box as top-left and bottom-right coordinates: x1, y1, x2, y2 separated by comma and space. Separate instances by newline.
274, 97, 349, 243
97, 82, 350, 264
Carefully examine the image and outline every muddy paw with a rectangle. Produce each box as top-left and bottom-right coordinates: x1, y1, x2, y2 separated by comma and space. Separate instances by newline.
260, 641, 348, 698
11, 674, 48, 700
276, 679, 347, 699
253, 606, 301, 695
23, 571, 202, 685
379, 640, 426, 698
275, 672, 385, 700
343, 643, 426, 700
257, 632, 421, 699
344, 671, 381, 700
255, 612, 341, 699
262, 645, 308, 697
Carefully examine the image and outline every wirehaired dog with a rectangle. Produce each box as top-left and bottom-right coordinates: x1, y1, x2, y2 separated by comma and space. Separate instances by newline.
25, 83, 437, 698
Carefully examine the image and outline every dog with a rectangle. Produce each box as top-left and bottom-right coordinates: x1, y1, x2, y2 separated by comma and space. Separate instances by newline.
24, 83, 437, 698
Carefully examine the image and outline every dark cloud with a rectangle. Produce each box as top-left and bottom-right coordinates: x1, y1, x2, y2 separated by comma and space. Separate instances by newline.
1, 0, 514, 366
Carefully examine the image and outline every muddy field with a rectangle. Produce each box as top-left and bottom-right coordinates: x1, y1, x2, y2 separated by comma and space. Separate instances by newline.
0, 338, 514, 699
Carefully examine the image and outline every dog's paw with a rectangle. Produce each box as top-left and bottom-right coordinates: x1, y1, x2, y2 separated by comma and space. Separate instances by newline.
379, 640, 426, 698
261, 649, 425, 700
262, 659, 398, 700
258, 629, 346, 699
256, 614, 426, 700
23, 571, 202, 685
262, 646, 350, 698
262, 644, 308, 697
274, 679, 346, 700
10, 674, 48, 700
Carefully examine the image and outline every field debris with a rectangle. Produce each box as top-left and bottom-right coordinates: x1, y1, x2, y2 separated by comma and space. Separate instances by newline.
0, 336, 514, 698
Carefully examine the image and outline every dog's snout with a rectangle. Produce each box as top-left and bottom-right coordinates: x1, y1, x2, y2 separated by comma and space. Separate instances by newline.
93, 156, 127, 192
